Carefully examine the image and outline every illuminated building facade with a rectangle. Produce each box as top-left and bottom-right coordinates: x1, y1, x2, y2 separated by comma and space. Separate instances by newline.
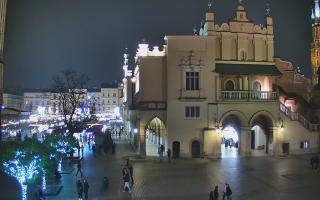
312, 0, 320, 86
122, 1, 320, 158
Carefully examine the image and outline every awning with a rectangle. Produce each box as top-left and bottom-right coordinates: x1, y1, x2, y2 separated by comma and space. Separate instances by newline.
215, 63, 282, 76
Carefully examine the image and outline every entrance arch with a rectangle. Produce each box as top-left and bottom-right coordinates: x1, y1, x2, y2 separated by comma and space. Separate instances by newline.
191, 140, 201, 158
250, 112, 274, 155
145, 116, 166, 156
220, 114, 244, 158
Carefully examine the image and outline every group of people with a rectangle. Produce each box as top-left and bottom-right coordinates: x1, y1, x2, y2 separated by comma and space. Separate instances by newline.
223, 137, 238, 149
158, 144, 172, 162
311, 155, 320, 170
209, 184, 233, 200
76, 179, 90, 200
122, 158, 134, 193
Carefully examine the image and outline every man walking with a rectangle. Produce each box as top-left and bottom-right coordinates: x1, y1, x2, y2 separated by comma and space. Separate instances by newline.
83, 179, 90, 200
226, 184, 232, 200
126, 158, 134, 185
167, 148, 172, 162
123, 169, 132, 193
76, 179, 83, 200
75, 160, 83, 177
213, 185, 219, 200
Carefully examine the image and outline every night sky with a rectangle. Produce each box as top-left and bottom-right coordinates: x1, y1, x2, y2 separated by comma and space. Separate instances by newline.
3, 0, 314, 89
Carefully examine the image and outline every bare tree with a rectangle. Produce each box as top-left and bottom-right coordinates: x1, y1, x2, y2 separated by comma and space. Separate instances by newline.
52, 70, 90, 136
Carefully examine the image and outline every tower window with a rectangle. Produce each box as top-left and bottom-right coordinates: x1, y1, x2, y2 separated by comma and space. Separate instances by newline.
186, 72, 200, 91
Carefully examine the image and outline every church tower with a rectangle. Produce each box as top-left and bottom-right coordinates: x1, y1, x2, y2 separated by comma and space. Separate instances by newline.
311, 0, 320, 86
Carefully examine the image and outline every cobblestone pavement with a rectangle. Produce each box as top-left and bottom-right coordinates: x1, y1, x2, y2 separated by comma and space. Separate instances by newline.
2, 136, 320, 200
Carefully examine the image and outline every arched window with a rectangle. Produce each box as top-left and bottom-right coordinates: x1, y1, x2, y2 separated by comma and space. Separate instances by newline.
225, 80, 235, 91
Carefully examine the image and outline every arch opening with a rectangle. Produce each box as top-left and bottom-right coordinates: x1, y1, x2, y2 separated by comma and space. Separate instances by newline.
250, 114, 274, 156
220, 114, 242, 158
221, 126, 239, 158
145, 117, 167, 156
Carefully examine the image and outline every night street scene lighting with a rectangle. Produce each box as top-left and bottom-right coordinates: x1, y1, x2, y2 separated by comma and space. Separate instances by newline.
1, 0, 320, 199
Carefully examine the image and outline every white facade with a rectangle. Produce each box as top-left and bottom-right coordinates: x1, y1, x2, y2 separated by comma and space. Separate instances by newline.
101, 87, 120, 115
122, 2, 320, 159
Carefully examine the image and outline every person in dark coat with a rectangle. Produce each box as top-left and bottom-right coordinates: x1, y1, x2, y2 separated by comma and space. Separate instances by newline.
209, 190, 214, 200
315, 156, 320, 170
112, 142, 116, 154
167, 148, 172, 162
83, 179, 90, 200
126, 161, 134, 184
226, 184, 232, 200
213, 185, 219, 200
311, 156, 315, 169
77, 179, 83, 199
75, 160, 83, 177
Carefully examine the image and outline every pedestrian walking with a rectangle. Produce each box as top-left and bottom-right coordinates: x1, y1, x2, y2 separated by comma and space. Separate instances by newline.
311, 156, 316, 169
81, 145, 84, 159
87, 140, 91, 150
315, 155, 320, 170
77, 179, 83, 200
213, 185, 219, 200
159, 144, 164, 162
167, 148, 172, 162
209, 190, 214, 200
122, 169, 132, 193
223, 184, 227, 200
112, 142, 116, 154
126, 161, 134, 184
75, 160, 83, 177
226, 184, 232, 200
83, 179, 90, 200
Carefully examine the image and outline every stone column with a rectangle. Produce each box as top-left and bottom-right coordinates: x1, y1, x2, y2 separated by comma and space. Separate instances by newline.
203, 128, 221, 159
139, 124, 146, 157
240, 127, 252, 156
271, 126, 281, 156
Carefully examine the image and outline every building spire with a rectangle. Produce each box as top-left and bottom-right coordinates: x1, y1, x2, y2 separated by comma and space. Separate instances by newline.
238, 0, 243, 5
208, 0, 213, 11
315, 0, 320, 18
266, 3, 271, 17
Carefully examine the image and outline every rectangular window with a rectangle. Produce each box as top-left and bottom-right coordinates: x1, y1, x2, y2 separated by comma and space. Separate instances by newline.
185, 106, 200, 119
113, 93, 117, 97
186, 72, 200, 91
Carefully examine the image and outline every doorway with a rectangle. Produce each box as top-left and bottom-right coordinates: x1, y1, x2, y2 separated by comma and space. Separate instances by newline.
191, 140, 200, 158
172, 141, 180, 158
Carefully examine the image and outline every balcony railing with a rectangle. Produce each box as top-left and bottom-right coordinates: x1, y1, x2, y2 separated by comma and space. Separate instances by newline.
220, 91, 278, 101
280, 103, 320, 132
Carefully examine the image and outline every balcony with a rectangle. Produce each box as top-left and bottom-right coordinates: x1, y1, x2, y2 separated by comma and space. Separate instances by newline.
220, 91, 278, 101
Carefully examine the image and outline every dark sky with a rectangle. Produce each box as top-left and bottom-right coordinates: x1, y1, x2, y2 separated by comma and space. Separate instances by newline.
3, 0, 314, 89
